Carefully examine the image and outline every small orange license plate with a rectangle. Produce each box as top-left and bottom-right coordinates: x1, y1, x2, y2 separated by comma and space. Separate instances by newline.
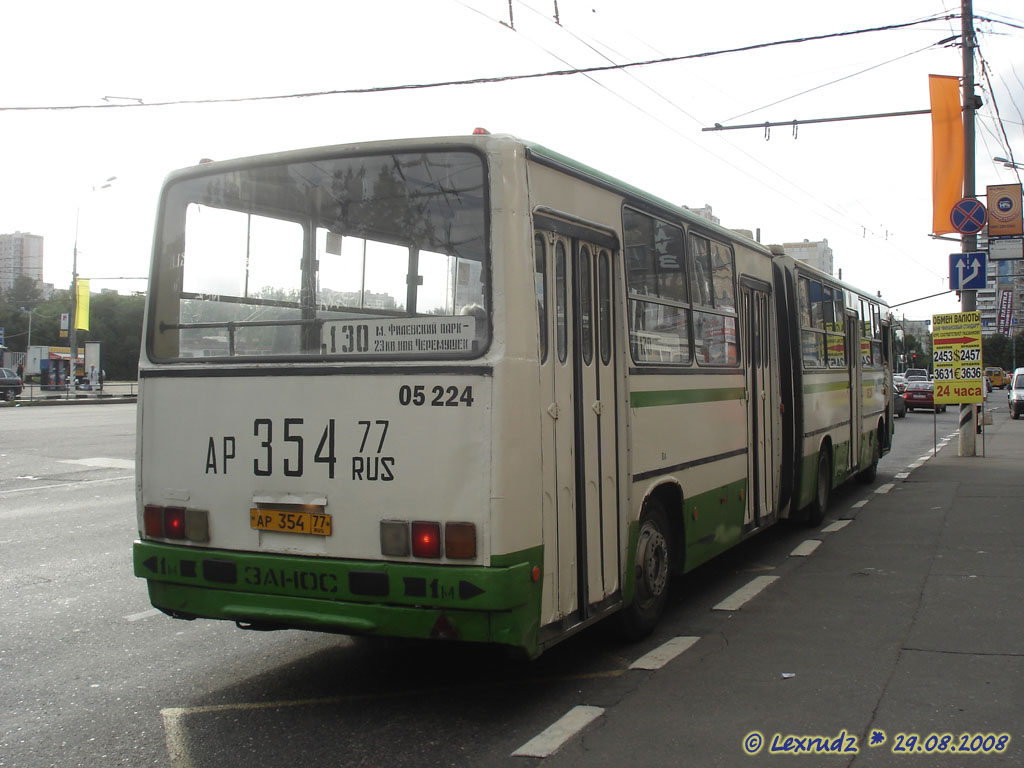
250, 508, 332, 536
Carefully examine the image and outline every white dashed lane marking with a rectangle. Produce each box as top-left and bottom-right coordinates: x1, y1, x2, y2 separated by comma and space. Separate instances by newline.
790, 540, 821, 557
512, 705, 605, 758
713, 575, 779, 611
821, 520, 851, 533
630, 636, 700, 670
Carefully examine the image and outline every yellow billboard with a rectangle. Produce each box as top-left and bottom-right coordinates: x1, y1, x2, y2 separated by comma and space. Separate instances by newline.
932, 311, 983, 404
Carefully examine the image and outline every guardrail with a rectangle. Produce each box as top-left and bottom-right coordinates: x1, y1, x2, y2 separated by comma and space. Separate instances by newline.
5, 381, 137, 404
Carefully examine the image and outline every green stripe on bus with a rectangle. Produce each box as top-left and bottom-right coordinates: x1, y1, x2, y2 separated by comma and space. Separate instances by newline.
630, 387, 745, 408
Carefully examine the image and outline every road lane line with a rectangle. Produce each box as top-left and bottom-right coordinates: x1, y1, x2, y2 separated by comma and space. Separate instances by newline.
852, 500, 869, 509
713, 575, 779, 611
60, 457, 135, 469
630, 636, 699, 670
512, 705, 604, 758
821, 520, 851, 533
874, 483, 895, 494
0, 475, 134, 496
790, 540, 821, 557
125, 608, 162, 622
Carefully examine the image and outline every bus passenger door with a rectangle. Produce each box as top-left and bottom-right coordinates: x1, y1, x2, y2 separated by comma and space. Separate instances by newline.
846, 309, 861, 471
742, 283, 774, 529
537, 225, 620, 624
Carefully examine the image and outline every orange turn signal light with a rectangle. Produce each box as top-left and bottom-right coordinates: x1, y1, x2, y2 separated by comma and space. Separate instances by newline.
444, 522, 476, 559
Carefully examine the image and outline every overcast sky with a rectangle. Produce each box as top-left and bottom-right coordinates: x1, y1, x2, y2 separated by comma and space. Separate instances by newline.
1, 0, 1021, 322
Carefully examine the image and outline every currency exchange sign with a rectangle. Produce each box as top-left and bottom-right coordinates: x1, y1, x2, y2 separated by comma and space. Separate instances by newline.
932, 311, 983, 404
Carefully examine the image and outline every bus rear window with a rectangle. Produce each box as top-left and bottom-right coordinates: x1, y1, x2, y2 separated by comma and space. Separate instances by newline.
149, 150, 489, 361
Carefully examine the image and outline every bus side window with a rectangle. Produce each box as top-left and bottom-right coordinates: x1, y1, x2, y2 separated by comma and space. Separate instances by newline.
535, 234, 548, 363
599, 250, 612, 365
555, 240, 568, 364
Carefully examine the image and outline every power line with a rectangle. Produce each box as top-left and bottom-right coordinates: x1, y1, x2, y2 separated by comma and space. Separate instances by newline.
498, 3, 956, 282
976, 44, 1022, 184
721, 41, 948, 124
0, 14, 958, 113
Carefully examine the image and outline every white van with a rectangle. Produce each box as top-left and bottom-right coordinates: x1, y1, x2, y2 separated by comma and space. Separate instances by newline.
1008, 368, 1024, 419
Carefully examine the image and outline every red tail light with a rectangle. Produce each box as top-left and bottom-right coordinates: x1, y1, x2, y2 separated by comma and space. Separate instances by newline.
164, 507, 186, 539
142, 505, 208, 542
411, 521, 441, 558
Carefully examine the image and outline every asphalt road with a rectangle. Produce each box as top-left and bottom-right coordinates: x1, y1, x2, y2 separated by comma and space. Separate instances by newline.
0, 403, 986, 768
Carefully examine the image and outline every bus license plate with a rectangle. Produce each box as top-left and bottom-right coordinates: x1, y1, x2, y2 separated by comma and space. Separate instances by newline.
250, 508, 332, 536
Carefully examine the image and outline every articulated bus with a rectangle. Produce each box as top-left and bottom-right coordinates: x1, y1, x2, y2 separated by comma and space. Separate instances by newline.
134, 133, 893, 658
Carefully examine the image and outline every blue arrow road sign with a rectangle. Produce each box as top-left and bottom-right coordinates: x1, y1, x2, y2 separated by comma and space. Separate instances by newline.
949, 252, 987, 290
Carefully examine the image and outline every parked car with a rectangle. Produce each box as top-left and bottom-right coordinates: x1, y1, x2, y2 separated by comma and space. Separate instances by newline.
985, 367, 1007, 389
904, 380, 945, 413
894, 390, 907, 418
0, 367, 23, 401
1008, 368, 1024, 419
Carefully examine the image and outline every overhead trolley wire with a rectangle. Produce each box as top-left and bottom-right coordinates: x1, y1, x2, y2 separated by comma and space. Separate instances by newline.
0, 14, 960, 113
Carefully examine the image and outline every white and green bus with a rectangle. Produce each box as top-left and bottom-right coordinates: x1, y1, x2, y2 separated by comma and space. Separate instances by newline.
134, 133, 893, 658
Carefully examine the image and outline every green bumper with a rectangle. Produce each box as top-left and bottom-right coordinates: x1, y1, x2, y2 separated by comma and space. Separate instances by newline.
133, 540, 544, 656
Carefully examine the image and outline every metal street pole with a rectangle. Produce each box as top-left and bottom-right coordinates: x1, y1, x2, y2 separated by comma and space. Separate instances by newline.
68, 211, 79, 393
68, 177, 116, 392
959, 0, 978, 456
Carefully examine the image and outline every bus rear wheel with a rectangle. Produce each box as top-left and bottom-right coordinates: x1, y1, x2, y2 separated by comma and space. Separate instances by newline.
619, 501, 671, 641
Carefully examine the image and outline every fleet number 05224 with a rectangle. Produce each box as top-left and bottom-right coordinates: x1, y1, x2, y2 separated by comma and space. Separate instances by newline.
398, 384, 474, 407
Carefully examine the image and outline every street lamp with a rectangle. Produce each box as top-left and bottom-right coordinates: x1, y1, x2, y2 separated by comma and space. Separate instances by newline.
993, 156, 1023, 170
20, 307, 33, 348
68, 176, 116, 389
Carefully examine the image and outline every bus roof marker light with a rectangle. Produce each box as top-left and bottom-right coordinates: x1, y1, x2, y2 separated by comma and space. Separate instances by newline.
411, 521, 442, 558
380, 520, 410, 557
444, 522, 476, 559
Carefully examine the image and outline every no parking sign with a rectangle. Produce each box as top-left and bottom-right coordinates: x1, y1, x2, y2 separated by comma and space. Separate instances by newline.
950, 198, 987, 235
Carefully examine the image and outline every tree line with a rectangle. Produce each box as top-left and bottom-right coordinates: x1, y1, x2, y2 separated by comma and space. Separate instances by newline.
0, 274, 144, 380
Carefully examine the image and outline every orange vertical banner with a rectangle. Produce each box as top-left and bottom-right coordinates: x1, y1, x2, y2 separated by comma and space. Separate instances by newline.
929, 74, 964, 235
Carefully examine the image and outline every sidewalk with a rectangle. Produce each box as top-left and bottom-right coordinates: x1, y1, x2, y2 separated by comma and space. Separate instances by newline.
544, 404, 1023, 767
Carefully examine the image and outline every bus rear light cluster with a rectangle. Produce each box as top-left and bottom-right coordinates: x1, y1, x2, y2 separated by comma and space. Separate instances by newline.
380, 520, 476, 560
144, 505, 210, 542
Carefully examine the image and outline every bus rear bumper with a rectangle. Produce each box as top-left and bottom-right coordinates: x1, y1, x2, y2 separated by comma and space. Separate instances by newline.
133, 540, 543, 656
